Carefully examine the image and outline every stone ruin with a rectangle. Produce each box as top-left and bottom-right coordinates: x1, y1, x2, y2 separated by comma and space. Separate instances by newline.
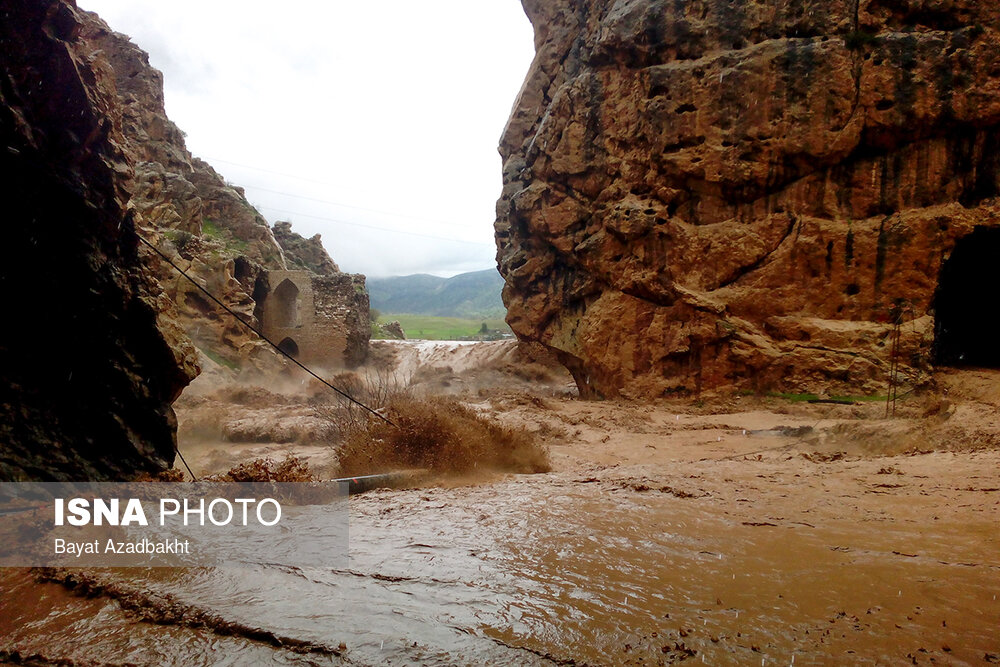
258, 270, 370, 368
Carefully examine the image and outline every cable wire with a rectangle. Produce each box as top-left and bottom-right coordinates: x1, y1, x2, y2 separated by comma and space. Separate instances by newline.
241, 184, 472, 229
174, 446, 198, 482
254, 205, 494, 246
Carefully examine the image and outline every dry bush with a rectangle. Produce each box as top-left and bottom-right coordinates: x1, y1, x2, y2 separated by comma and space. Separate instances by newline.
533, 420, 570, 441
206, 455, 316, 482
321, 372, 366, 404
313, 368, 411, 440
336, 397, 551, 476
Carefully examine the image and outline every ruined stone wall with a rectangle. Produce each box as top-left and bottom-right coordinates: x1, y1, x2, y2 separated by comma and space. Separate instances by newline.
496, 0, 1000, 398
261, 271, 369, 368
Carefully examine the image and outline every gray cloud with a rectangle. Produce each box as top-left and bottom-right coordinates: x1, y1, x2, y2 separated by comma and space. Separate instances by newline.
80, 0, 534, 278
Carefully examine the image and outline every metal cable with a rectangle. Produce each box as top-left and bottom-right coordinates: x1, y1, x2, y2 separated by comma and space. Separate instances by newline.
174, 446, 198, 482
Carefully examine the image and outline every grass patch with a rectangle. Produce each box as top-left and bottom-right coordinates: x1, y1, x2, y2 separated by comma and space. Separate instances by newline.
768, 392, 820, 402
374, 313, 511, 340
201, 219, 222, 238
201, 218, 249, 255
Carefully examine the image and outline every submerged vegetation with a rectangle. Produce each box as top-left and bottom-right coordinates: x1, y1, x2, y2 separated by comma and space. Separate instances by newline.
336, 397, 550, 476
208, 455, 316, 482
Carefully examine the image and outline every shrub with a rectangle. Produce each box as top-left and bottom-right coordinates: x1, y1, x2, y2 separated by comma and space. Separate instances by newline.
134, 468, 186, 482
336, 397, 550, 476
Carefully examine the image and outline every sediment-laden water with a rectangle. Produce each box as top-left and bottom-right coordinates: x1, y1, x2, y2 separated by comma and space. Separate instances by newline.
2, 468, 997, 665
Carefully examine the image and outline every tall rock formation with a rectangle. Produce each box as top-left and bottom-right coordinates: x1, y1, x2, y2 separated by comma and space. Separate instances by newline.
272, 221, 341, 275
0, 0, 199, 479
496, 0, 1000, 398
0, 0, 368, 478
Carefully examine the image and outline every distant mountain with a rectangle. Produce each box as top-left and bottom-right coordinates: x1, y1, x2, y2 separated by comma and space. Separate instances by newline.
367, 269, 506, 318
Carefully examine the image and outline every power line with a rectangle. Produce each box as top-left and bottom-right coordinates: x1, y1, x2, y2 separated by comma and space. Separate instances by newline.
200, 155, 495, 245
136, 232, 397, 431
202, 156, 341, 188
174, 445, 198, 482
241, 184, 473, 230
255, 205, 495, 247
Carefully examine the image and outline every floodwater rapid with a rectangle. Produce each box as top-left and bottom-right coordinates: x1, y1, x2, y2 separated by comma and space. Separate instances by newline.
1, 466, 997, 665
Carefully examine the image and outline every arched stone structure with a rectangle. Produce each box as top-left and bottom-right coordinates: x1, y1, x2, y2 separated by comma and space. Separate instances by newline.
277, 337, 300, 358
272, 279, 300, 328
260, 270, 369, 368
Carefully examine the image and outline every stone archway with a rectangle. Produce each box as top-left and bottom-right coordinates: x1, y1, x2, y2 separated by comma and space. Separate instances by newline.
277, 337, 300, 358
933, 227, 1000, 367
272, 279, 300, 328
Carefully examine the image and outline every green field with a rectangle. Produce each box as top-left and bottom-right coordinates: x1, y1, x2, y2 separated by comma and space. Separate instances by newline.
375, 314, 511, 340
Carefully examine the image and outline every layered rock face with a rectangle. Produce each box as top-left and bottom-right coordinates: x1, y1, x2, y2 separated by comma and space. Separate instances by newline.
496, 0, 1000, 398
0, 0, 199, 479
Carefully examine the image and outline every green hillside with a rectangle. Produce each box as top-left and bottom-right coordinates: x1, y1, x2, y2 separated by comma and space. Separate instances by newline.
367, 268, 506, 318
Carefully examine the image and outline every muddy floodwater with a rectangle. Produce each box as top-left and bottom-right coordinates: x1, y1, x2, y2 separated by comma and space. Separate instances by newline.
2, 452, 998, 665
3, 360, 1000, 665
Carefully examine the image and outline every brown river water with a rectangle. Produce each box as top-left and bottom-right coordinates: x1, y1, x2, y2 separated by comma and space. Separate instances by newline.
1, 461, 998, 666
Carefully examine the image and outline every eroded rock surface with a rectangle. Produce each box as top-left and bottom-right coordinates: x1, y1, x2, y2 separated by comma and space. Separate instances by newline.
272, 221, 341, 275
0, 0, 199, 480
496, 0, 1000, 398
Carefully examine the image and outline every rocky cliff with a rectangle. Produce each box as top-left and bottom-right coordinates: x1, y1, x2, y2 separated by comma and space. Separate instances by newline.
0, 0, 199, 479
496, 0, 1000, 398
79, 12, 368, 371
272, 221, 341, 275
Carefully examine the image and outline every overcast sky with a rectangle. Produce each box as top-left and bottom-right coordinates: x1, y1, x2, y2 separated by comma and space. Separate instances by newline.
78, 0, 535, 278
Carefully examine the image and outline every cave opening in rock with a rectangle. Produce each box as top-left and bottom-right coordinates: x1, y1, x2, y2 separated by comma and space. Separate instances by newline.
933, 226, 1000, 367
278, 337, 300, 358
272, 279, 300, 328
